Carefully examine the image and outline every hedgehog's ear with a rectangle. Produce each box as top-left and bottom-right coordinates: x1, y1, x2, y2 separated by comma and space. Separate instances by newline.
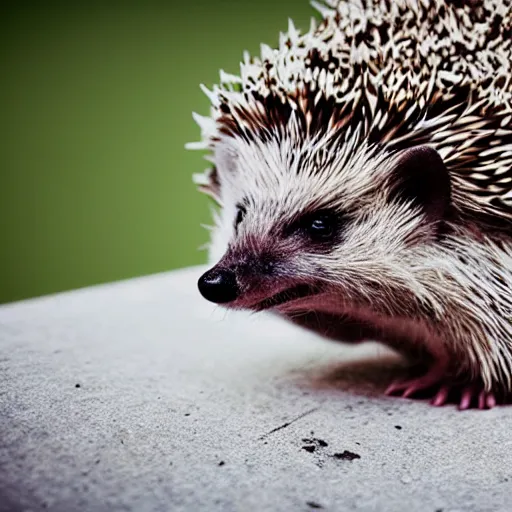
389, 145, 451, 221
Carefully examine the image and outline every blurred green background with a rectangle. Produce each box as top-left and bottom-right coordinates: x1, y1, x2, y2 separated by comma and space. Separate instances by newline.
0, 0, 313, 304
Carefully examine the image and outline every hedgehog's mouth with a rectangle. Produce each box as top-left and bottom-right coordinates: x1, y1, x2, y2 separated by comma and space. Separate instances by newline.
253, 284, 322, 311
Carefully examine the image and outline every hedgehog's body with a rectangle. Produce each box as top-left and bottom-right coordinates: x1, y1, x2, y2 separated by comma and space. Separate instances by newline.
188, 0, 512, 409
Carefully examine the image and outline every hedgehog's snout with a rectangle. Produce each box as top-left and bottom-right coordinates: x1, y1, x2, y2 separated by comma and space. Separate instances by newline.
198, 267, 240, 304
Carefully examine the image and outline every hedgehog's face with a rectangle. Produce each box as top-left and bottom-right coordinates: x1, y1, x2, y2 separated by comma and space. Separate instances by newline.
199, 203, 347, 311
198, 136, 451, 316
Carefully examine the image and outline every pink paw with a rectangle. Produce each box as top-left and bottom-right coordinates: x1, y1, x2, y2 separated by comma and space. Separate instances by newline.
431, 384, 496, 410
386, 376, 497, 410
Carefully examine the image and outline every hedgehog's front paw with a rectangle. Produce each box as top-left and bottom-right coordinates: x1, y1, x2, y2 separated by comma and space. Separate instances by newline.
386, 371, 498, 410
385, 367, 445, 400
430, 383, 497, 410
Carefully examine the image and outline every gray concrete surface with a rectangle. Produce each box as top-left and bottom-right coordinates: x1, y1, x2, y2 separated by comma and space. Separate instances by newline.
1, 266, 511, 512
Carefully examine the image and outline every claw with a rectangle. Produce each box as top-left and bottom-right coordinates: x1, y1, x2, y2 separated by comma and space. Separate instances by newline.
458, 386, 475, 410
402, 384, 422, 399
478, 390, 486, 410
431, 385, 449, 407
385, 380, 417, 397
385, 383, 398, 395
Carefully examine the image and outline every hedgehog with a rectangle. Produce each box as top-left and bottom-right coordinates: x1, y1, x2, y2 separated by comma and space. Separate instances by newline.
186, 0, 512, 409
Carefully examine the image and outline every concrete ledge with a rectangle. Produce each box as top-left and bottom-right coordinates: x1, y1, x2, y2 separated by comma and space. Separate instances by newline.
1, 266, 510, 511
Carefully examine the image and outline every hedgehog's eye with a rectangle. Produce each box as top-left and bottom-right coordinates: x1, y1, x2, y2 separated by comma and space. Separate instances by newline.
306, 213, 335, 241
235, 204, 246, 228
285, 209, 341, 244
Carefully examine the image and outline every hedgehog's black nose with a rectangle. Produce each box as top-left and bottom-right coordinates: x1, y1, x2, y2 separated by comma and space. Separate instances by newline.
198, 268, 240, 304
